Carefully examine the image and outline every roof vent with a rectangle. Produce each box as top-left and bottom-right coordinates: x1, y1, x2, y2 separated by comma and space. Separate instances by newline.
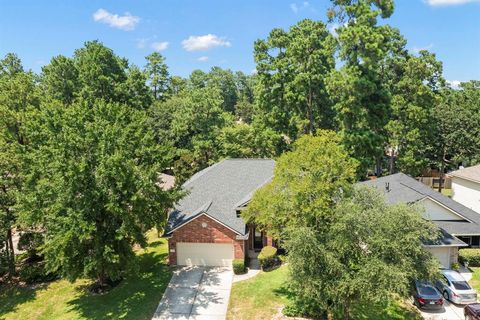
385, 182, 390, 192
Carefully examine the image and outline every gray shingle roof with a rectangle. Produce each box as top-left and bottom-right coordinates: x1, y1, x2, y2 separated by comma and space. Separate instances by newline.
449, 164, 480, 184
165, 159, 275, 236
360, 173, 480, 239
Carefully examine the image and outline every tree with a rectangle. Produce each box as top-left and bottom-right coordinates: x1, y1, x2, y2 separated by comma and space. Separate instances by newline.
433, 81, 480, 186
243, 130, 358, 239
74, 41, 127, 102
144, 52, 170, 101
0, 53, 39, 276
254, 19, 335, 139
41, 55, 79, 105
150, 85, 232, 182
327, 0, 407, 177
386, 51, 444, 176
286, 187, 440, 319
218, 122, 284, 158
18, 99, 178, 286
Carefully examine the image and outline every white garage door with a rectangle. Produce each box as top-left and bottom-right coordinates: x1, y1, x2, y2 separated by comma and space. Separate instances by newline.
176, 242, 234, 267
427, 247, 451, 268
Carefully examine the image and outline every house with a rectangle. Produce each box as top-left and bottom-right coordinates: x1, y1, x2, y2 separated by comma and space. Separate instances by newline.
448, 164, 480, 215
164, 159, 275, 267
362, 173, 480, 268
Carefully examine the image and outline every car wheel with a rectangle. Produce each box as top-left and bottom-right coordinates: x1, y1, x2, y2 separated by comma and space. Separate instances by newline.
443, 291, 449, 301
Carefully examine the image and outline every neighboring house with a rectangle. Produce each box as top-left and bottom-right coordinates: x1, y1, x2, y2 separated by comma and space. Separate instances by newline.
362, 173, 480, 268
164, 159, 275, 267
449, 164, 480, 215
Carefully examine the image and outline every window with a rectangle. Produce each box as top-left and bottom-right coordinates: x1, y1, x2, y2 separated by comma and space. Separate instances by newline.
472, 236, 480, 247
452, 281, 471, 290
236, 210, 241, 218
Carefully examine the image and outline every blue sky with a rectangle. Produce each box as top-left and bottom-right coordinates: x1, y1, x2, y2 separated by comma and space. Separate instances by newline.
0, 0, 479, 84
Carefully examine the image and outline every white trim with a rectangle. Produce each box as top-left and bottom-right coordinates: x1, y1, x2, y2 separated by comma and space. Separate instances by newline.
168, 212, 242, 235
449, 173, 480, 185
423, 244, 468, 248
419, 196, 473, 223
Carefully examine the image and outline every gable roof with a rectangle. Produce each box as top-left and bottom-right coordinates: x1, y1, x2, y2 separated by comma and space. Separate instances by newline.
360, 173, 480, 236
165, 158, 275, 236
449, 164, 480, 184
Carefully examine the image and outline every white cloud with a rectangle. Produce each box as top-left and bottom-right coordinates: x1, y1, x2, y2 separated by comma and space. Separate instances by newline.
197, 56, 209, 62
447, 80, 462, 89
290, 1, 310, 13
151, 41, 169, 51
290, 3, 299, 13
93, 8, 139, 31
182, 34, 231, 51
425, 0, 480, 5
411, 43, 434, 54
136, 38, 146, 49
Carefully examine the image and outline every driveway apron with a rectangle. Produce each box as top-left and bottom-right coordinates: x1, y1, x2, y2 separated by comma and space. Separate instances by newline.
153, 266, 233, 320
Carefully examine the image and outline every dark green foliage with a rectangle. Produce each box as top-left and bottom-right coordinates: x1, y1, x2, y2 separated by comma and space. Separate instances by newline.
18, 99, 179, 284
254, 19, 335, 139
17, 231, 44, 259
258, 246, 279, 270
232, 259, 246, 275
18, 261, 58, 284
459, 249, 480, 267
144, 52, 170, 101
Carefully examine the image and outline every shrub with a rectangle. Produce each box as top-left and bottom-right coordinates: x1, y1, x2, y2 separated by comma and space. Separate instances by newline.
459, 249, 480, 267
451, 262, 460, 271
18, 261, 57, 284
232, 259, 246, 275
258, 246, 279, 270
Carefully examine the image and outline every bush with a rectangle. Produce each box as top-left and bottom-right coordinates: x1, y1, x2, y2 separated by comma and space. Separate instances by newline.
459, 249, 480, 267
232, 259, 246, 275
18, 261, 57, 284
258, 246, 279, 270
451, 262, 460, 271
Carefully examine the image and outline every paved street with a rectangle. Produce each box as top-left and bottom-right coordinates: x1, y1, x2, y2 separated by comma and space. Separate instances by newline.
419, 300, 465, 320
153, 266, 233, 320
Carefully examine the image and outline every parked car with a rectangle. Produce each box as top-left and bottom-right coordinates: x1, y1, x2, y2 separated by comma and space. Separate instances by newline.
435, 269, 477, 304
465, 303, 480, 320
412, 280, 444, 310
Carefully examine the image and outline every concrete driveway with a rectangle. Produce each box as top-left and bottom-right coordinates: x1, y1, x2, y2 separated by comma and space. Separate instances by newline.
419, 300, 465, 320
153, 266, 233, 320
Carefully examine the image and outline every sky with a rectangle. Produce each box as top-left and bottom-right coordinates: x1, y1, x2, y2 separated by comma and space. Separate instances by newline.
0, 0, 479, 84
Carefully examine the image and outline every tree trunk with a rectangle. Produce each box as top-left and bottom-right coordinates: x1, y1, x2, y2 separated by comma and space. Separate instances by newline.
6, 228, 15, 275
389, 148, 395, 174
375, 157, 382, 177
343, 298, 350, 320
438, 152, 446, 193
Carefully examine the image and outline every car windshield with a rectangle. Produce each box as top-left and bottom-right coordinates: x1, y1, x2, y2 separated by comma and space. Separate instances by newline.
418, 285, 438, 296
452, 281, 471, 290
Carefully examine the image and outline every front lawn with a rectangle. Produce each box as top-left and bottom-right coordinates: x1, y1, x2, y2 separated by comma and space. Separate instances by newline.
0, 231, 172, 320
468, 267, 480, 291
227, 265, 421, 320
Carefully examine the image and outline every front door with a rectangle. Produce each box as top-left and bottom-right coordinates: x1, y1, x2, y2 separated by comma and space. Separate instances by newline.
254, 229, 263, 251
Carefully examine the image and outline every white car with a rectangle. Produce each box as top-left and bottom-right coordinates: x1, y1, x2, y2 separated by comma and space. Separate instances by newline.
435, 269, 477, 304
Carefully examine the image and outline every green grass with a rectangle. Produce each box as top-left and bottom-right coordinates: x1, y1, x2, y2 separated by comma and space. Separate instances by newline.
468, 267, 480, 291
0, 231, 172, 320
441, 188, 453, 197
227, 265, 421, 320
228, 266, 290, 320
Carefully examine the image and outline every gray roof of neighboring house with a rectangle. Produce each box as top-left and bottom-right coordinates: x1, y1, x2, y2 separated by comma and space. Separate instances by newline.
165, 159, 275, 236
448, 164, 480, 184
360, 173, 480, 238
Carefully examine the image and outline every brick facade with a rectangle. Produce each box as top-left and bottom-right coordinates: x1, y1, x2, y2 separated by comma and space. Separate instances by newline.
168, 214, 245, 265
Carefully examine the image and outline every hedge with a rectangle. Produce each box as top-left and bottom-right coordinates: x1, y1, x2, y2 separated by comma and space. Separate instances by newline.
258, 246, 279, 270
232, 259, 246, 275
459, 249, 480, 267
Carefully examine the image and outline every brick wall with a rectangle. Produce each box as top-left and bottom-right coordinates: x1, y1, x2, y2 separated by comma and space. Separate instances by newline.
168, 214, 245, 265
